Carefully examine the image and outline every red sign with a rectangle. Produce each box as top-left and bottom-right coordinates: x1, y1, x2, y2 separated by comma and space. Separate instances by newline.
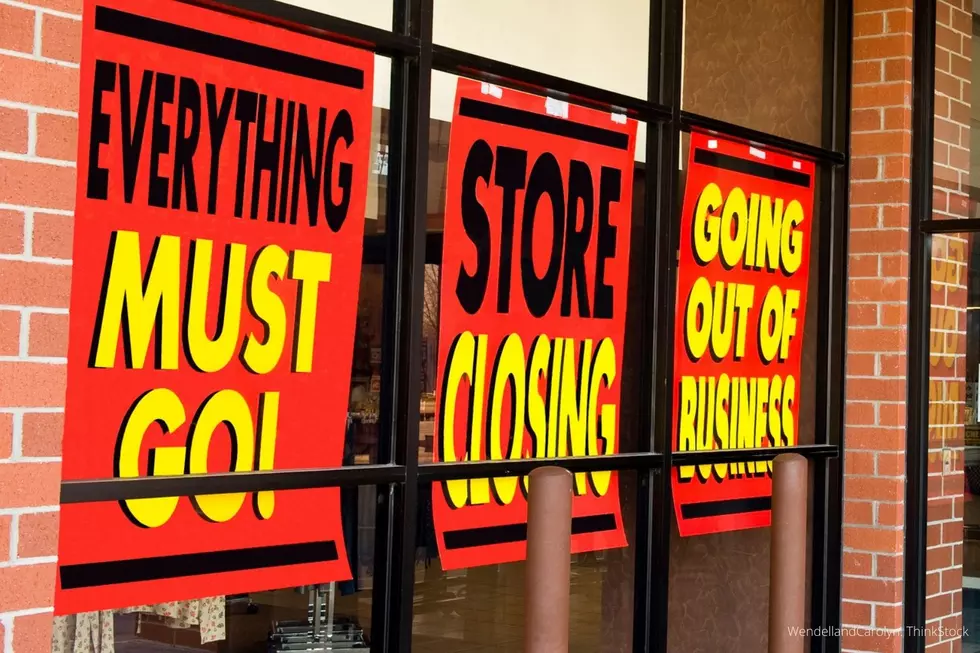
671, 132, 815, 537
431, 79, 636, 570
55, 0, 373, 613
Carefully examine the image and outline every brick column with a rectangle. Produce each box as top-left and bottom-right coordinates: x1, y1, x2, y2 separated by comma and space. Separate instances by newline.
842, 2, 913, 652
0, 0, 80, 651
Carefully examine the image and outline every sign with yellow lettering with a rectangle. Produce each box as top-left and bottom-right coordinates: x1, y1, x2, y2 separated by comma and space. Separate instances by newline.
431, 79, 635, 569
55, 0, 373, 613
672, 132, 814, 537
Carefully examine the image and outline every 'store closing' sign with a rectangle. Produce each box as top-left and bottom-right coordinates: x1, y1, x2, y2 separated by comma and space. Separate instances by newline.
432, 80, 636, 570
671, 132, 815, 537
55, 0, 373, 613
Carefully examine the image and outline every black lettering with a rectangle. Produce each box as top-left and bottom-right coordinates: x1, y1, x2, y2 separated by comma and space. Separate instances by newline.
290, 105, 327, 226
277, 100, 297, 223
86, 59, 115, 201
456, 140, 493, 315
119, 66, 153, 204
147, 72, 175, 209
233, 90, 259, 218
323, 109, 353, 232
493, 146, 527, 314
594, 166, 621, 319
521, 153, 565, 319
171, 77, 201, 212
561, 159, 594, 318
205, 84, 234, 215
250, 95, 284, 222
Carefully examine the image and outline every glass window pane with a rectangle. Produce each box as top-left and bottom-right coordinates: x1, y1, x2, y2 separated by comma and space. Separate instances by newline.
682, 0, 825, 144
667, 463, 816, 652
275, 0, 393, 31
54, 486, 379, 650
432, 0, 650, 99
927, 233, 970, 647
932, 5, 974, 219
412, 472, 636, 653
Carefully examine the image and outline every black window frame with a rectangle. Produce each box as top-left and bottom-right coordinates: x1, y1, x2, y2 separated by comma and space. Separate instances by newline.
60, 0, 854, 651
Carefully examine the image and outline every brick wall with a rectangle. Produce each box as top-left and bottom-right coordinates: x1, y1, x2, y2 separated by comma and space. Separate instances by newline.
0, 0, 80, 651
926, 1, 973, 652
842, 1, 914, 652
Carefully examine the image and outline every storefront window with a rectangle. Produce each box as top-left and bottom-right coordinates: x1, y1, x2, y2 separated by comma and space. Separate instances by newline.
682, 0, 825, 144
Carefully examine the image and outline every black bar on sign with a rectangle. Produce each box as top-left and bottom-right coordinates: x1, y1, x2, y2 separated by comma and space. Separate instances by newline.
442, 513, 618, 550
93, 6, 365, 89
679, 496, 772, 520
693, 149, 811, 188
59, 540, 338, 589
457, 97, 630, 150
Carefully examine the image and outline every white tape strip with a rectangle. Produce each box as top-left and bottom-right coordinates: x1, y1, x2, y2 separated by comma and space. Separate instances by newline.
480, 82, 503, 98
611, 112, 627, 124
749, 146, 766, 160
545, 97, 569, 119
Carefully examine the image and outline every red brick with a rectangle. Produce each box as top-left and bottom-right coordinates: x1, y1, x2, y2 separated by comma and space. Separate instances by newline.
884, 107, 911, 130
21, 412, 62, 458
936, 24, 964, 54
882, 205, 910, 228
850, 205, 881, 228
846, 476, 904, 501
846, 426, 905, 451
0, 260, 71, 307
876, 604, 903, 629
0, 514, 9, 560
850, 278, 908, 302
0, 158, 76, 210
848, 303, 879, 326
41, 13, 81, 64
941, 520, 963, 544
927, 593, 953, 621
28, 312, 68, 357
852, 109, 882, 132
0, 209, 25, 254
17, 510, 58, 558
851, 157, 880, 180
853, 12, 884, 37
846, 451, 876, 476
927, 545, 953, 570
847, 353, 876, 376
853, 34, 913, 61
878, 502, 904, 526
878, 404, 906, 427
849, 228, 908, 254
844, 525, 902, 553
881, 253, 909, 277
877, 553, 903, 578
35, 113, 78, 162
0, 413, 11, 459
877, 452, 905, 476
844, 500, 875, 525
0, 461, 60, 507
884, 155, 910, 180
11, 612, 54, 653
0, 310, 20, 356
880, 304, 908, 326
846, 402, 876, 426
32, 212, 73, 260
852, 82, 910, 109
841, 628, 902, 653
0, 4, 35, 54
884, 9, 912, 33
842, 600, 873, 626
842, 576, 902, 603
852, 131, 911, 156
0, 107, 28, 154
0, 54, 79, 112
0, 563, 55, 611
843, 551, 873, 576
853, 61, 883, 85
30, 0, 81, 12
942, 567, 963, 593
0, 362, 66, 407
879, 353, 905, 376
847, 328, 907, 353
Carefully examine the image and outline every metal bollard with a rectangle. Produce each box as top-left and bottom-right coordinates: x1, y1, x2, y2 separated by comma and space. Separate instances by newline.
524, 466, 573, 653
768, 453, 808, 653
